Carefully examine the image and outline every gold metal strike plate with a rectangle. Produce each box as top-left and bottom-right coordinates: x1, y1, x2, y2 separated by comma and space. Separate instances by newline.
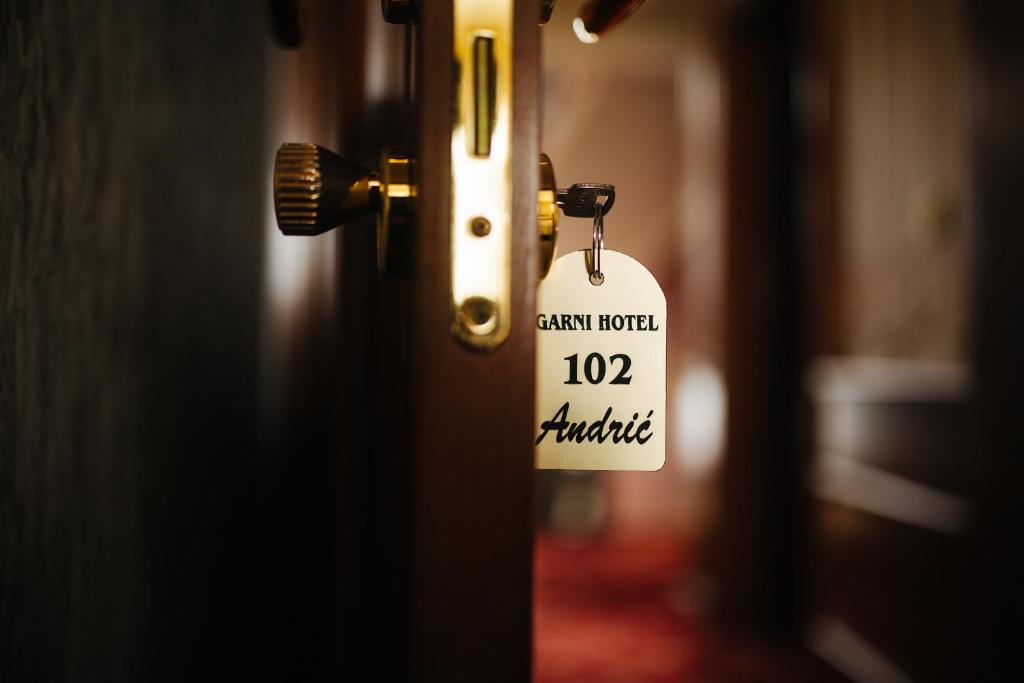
449, 0, 515, 352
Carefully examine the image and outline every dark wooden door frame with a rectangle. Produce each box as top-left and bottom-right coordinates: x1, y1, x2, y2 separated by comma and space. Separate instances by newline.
410, 3, 539, 681
965, 2, 1024, 678
334, 2, 540, 680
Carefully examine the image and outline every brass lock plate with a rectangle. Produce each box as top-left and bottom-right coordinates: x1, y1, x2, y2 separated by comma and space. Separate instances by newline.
450, 0, 515, 351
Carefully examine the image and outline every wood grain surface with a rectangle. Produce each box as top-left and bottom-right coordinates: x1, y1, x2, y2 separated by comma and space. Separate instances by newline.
408, 2, 539, 681
0, 3, 272, 680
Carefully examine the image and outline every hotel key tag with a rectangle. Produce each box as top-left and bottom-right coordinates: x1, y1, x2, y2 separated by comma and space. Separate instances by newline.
535, 187, 666, 471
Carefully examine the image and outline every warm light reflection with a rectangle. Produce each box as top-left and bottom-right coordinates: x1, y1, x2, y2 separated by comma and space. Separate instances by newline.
672, 360, 726, 475
265, 201, 335, 318
571, 17, 600, 44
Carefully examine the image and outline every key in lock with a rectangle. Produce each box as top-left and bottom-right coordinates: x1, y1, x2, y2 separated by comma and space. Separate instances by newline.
556, 183, 615, 218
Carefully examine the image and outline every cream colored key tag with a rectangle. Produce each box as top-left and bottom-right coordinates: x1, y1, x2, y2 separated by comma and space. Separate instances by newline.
535, 208, 666, 471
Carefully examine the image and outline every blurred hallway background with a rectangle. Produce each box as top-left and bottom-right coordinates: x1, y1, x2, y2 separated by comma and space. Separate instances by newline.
533, 1, 1022, 681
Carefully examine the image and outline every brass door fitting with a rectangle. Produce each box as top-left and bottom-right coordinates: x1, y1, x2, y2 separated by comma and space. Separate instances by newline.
272, 143, 559, 280
274, 143, 415, 276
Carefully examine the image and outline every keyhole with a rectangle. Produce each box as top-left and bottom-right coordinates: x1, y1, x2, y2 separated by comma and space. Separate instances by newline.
459, 296, 497, 336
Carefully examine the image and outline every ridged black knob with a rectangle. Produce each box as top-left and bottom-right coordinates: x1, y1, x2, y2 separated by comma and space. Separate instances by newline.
273, 143, 380, 236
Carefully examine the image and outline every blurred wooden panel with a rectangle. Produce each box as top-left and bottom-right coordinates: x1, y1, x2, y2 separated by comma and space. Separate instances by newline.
807, 358, 971, 681
831, 0, 970, 361
809, 501, 966, 682
809, 358, 971, 492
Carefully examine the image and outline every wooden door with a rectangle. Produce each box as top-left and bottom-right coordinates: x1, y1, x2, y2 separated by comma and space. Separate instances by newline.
319, 2, 542, 680
409, 4, 538, 681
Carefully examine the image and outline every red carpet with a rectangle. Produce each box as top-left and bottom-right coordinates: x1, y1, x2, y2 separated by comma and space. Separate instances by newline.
534, 534, 846, 683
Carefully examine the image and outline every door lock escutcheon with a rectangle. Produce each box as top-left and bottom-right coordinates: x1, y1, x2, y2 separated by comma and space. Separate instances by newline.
272, 144, 560, 281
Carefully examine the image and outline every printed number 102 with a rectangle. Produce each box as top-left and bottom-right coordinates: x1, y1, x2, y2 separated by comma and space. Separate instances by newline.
564, 353, 632, 385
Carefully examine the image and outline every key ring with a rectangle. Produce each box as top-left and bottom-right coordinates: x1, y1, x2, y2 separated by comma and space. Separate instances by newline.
590, 203, 605, 286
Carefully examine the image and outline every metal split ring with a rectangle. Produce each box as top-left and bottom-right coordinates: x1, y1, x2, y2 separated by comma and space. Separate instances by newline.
590, 203, 605, 286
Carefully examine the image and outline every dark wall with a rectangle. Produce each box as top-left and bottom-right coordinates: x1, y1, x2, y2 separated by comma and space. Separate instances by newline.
715, 0, 803, 636
0, 2, 277, 680
967, 2, 1024, 678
